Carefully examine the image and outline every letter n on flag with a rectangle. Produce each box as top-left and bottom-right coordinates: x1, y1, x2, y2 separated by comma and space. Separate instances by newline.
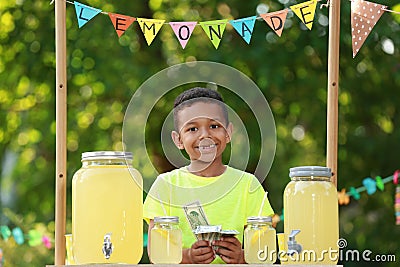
199, 20, 228, 49
351, 0, 387, 57
109, 13, 136, 37
260, 10, 288, 37
169, 22, 197, 49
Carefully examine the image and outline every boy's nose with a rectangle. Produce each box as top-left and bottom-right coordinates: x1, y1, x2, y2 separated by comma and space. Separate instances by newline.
198, 127, 210, 139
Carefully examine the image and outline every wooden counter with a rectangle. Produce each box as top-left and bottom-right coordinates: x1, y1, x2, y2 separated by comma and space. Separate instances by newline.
47, 265, 343, 266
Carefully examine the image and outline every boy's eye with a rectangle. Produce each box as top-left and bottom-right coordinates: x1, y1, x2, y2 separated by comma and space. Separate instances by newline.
210, 124, 220, 129
188, 127, 197, 132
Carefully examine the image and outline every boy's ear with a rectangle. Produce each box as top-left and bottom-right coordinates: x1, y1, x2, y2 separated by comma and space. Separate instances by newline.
171, 131, 184, 149
225, 122, 233, 143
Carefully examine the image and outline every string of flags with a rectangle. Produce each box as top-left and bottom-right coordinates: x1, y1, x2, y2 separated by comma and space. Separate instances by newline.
337, 170, 400, 225
0, 225, 52, 249
53, 0, 400, 56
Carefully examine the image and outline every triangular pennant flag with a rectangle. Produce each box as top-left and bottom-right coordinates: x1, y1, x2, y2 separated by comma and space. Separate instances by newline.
137, 18, 165, 45
12, 227, 24, 245
169, 22, 197, 49
28, 230, 42, 247
338, 188, 350, 205
74, 1, 102, 28
362, 177, 377, 195
108, 13, 136, 37
199, 19, 228, 49
229, 16, 257, 44
290, 0, 317, 30
260, 10, 288, 37
351, 0, 387, 57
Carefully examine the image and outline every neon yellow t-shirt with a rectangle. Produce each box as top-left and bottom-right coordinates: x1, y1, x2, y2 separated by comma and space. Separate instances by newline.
143, 166, 274, 264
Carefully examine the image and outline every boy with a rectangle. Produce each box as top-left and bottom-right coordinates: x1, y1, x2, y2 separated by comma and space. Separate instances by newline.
143, 87, 274, 264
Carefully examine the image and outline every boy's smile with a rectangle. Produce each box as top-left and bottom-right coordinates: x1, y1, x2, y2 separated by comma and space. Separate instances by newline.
171, 101, 233, 176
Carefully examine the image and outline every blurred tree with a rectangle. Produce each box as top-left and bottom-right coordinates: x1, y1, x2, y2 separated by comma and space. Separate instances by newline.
0, 0, 399, 265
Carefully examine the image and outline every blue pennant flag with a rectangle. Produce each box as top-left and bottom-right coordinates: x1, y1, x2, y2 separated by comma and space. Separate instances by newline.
229, 16, 257, 44
74, 1, 102, 28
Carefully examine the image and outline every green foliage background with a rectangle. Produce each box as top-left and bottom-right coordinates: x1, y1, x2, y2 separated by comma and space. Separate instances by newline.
0, 0, 399, 266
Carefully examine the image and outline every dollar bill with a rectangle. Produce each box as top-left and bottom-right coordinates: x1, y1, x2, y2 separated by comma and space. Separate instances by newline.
183, 200, 210, 233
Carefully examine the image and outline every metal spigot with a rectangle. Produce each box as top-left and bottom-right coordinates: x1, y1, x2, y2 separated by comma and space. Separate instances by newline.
102, 233, 113, 259
287, 230, 302, 256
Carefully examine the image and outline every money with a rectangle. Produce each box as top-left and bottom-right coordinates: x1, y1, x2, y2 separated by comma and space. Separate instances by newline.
194, 225, 221, 249
183, 200, 210, 233
220, 229, 239, 237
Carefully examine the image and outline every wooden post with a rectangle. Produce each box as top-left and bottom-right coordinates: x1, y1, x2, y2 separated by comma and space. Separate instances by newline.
327, 0, 341, 188
55, 0, 67, 264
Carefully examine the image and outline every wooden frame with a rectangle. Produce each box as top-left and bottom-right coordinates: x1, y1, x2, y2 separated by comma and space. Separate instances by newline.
53, 0, 341, 264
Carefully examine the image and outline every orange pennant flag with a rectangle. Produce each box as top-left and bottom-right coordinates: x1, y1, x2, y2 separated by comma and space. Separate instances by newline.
338, 188, 350, 205
108, 13, 136, 37
260, 9, 288, 37
351, 0, 387, 57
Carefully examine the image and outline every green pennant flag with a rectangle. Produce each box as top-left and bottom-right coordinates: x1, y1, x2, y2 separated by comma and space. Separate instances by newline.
199, 19, 228, 49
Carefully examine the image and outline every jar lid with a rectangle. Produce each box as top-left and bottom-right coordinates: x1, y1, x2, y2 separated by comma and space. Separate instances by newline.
289, 166, 332, 178
154, 216, 179, 223
81, 151, 133, 160
247, 216, 272, 223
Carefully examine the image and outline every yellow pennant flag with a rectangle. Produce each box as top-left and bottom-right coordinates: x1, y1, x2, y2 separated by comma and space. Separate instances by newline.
137, 18, 165, 45
290, 0, 317, 30
199, 19, 228, 49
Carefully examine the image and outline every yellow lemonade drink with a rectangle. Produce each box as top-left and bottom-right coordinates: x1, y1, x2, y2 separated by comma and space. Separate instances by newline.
72, 151, 143, 264
150, 216, 182, 264
283, 166, 338, 265
244, 216, 277, 264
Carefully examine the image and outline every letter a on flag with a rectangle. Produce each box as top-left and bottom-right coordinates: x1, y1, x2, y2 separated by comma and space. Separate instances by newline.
137, 18, 165, 45
229, 16, 257, 44
109, 13, 136, 37
290, 0, 317, 30
199, 20, 228, 49
260, 10, 288, 37
169, 22, 197, 49
351, 0, 387, 57
74, 1, 102, 28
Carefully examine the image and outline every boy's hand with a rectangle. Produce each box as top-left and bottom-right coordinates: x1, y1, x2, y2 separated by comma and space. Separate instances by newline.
183, 240, 215, 264
212, 236, 245, 264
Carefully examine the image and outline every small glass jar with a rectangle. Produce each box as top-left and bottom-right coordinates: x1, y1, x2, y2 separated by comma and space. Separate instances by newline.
150, 216, 182, 264
72, 151, 143, 264
283, 166, 338, 264
244, 216, 276, 264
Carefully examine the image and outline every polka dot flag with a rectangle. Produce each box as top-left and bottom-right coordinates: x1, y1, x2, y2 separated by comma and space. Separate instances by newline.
351, 0, 387, 58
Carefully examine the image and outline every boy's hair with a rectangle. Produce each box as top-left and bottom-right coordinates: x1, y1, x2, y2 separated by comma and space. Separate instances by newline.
173, 87, 229, 130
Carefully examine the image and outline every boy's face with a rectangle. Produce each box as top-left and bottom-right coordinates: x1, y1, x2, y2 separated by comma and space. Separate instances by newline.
171, 101, 232, 164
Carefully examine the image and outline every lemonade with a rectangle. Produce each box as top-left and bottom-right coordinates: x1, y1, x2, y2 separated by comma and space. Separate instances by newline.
244, 216, 276, 264
150, 216, 182, 264
72, 151, 143, 264
283, 166, 338, 265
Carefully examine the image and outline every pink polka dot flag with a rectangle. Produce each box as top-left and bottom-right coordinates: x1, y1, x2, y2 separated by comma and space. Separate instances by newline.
351, 0, 387, 58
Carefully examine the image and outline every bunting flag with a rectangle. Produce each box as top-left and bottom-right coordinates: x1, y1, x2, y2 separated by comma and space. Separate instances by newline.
229, 16, 257, 44
260, 9, 288, 37
351, 0, 387, 58
199, 19, 228, 49
74, 1, 102, 28
394, 170, 400, 225
11, 227, 24, 245
169, 22, 197, 49
108, 13, 136, 37
0, 225, 50, 248
290, 0, 318, 30
137, 18, 165, 45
